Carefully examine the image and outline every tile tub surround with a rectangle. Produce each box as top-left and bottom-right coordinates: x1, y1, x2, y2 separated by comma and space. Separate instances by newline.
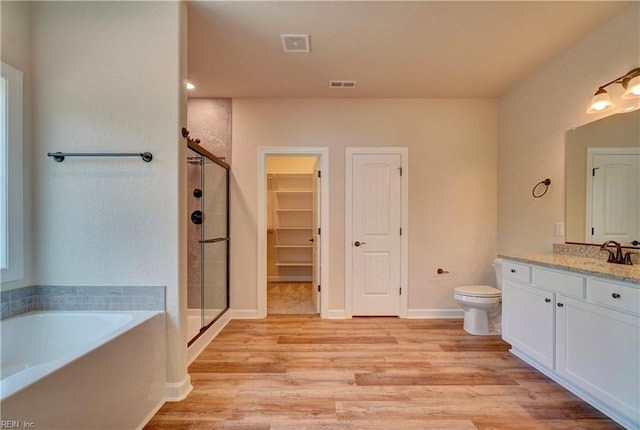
1, 285, 165, 320
499, 253, 640, 284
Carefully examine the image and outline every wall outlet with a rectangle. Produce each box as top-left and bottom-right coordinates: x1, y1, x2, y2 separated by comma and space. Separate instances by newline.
555, 222, 565, 236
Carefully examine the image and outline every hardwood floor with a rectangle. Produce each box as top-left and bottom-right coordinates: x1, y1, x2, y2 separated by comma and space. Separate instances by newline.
145, 317, 623, 430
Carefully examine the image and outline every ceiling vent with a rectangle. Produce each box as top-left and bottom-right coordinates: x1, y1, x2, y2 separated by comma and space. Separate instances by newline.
280, 34, 310, 53
329, 80, 357, 89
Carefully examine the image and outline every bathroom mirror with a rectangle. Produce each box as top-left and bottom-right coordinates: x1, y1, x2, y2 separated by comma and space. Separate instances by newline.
565, 109, 640, 248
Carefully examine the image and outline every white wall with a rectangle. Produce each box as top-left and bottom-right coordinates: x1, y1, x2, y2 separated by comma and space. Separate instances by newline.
231, 99, 497, 315
1, 1, 33, 290
498, 4, 640, 254
30, 1, 189, 393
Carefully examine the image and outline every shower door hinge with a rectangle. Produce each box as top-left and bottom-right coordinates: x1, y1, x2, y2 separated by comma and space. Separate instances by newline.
317, 284, 321, 292
318, 170, 321, 178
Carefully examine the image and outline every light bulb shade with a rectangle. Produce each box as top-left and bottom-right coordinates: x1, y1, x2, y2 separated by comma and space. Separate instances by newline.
622, 75, 640, 99
587, 89, 614, 113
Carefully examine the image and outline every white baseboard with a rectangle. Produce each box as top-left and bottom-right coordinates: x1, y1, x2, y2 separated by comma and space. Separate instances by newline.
231, 308, 261, 319
163, 374, 193, 402
406, 309, 464, 319
325, 309, 351, 319
187, 312, 232, 365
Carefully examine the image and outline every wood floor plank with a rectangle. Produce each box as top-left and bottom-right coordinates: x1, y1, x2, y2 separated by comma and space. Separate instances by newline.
277, 335, 398, 344
354, 371, 518, 386
145, 317, 624, 430
189, 361, 287, 374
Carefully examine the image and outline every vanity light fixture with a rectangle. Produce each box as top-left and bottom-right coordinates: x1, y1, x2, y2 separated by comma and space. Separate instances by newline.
587, 67, 640, 113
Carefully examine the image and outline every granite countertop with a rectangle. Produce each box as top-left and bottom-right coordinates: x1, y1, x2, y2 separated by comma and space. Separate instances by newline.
499, 253, 640, 285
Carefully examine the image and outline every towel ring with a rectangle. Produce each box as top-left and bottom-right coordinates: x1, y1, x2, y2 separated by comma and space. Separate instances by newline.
532, 178, 551, 198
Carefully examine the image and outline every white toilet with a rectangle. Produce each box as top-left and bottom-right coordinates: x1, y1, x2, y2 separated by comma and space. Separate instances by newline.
454, 258, 503, 335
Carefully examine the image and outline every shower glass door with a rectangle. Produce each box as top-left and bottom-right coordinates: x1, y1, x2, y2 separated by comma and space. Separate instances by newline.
188, 142, 229, 345
201, 155, 229, 327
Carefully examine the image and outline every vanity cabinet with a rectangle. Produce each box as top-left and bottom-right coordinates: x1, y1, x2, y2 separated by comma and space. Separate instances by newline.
555, 295, 639, 425
502, 280, 555, 368
502, 260, 639, 429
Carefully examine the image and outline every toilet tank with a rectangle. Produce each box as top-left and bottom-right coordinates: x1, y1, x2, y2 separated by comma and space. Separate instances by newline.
492, 258, 504, 290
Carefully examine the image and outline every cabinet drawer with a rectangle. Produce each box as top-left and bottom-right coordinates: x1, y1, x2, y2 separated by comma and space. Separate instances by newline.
502, 261, 531, 283
588, 279, 640, 315
533, 267, 585, 298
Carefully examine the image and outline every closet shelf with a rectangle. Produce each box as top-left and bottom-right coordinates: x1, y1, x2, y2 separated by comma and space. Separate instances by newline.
269, 171, 314, 282
274, 190, 312, 194
275, 262, 313, 267
275, 245, 313, 249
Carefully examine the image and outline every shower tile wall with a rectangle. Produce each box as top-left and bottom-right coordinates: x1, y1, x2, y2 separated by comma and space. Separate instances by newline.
187, 98, 232, 163
187, 163, 202, 310
186, 98, 232, 312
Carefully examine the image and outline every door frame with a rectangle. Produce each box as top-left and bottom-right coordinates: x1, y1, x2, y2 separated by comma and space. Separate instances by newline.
345, 147, 409, 318
257, 147, 329, 318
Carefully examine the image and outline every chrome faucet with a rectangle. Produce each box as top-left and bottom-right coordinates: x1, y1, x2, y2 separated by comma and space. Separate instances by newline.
600, 240, 633, 265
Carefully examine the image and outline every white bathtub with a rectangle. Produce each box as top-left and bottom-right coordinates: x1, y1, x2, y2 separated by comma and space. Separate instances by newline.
0, 311, 166, 429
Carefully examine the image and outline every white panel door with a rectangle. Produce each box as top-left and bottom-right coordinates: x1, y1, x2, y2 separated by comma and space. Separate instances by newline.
589, 152, 640, 246
351, 153, 402, 316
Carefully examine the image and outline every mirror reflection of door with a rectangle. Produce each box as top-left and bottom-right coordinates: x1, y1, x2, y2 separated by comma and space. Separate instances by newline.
587, 148, 640, 246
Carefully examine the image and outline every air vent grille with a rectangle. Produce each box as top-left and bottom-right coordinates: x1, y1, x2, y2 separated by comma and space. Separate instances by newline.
329, 80, 357, 89
280, 34, 310, 53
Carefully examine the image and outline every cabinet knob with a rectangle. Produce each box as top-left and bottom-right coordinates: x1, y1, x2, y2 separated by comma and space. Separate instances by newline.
611, 293, 621, 299
510, 269, 516, 273
544, 298, 551, 303
557, 303, 564, 308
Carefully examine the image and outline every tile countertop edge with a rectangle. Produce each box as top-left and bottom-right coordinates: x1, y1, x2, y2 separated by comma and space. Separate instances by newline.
499, 254, 640, 285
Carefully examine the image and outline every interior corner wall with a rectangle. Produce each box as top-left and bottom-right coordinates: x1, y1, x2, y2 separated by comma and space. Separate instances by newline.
231, 99, 497, 314
1, 1, 33, 290
497, 3, 640, 254
30, 1, 188, 387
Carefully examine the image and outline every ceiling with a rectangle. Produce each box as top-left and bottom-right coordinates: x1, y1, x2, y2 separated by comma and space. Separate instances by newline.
187, 1, 630, 99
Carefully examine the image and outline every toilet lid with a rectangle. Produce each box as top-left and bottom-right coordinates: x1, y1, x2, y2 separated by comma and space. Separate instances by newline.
455, 285, 501, 298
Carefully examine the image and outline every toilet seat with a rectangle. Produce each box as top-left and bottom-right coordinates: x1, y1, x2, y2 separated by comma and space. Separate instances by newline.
455, 285, 501, 298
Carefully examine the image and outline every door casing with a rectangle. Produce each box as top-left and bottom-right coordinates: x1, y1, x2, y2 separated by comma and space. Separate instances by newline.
345, 147, 409, 318
257, 147, 329, 318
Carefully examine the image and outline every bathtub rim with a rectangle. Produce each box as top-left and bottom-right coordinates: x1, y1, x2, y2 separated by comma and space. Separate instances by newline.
0, 310, 164, 401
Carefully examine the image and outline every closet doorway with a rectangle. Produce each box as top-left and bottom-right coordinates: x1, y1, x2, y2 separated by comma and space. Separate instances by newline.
257, 148, 329, 318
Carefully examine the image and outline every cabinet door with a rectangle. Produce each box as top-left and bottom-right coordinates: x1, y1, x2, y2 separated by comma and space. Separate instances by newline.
502, 280, 555, 368
556, 295, 639, 425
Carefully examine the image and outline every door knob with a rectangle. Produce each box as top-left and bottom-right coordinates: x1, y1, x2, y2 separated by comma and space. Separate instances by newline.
354, 241, 367, 247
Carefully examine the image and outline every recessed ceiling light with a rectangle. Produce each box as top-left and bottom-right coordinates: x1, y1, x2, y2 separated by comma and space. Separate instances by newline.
186, 82, 195, 90
281, 34, 310, 53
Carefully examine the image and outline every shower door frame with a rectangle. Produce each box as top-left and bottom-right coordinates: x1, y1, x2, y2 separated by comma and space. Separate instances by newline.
187, 141, 230, 347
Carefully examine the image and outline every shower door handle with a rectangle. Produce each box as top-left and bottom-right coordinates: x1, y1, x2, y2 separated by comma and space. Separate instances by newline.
199, 238, 229, 244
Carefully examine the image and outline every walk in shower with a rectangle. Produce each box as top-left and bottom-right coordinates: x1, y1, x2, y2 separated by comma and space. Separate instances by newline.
186, 136, 229, 345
